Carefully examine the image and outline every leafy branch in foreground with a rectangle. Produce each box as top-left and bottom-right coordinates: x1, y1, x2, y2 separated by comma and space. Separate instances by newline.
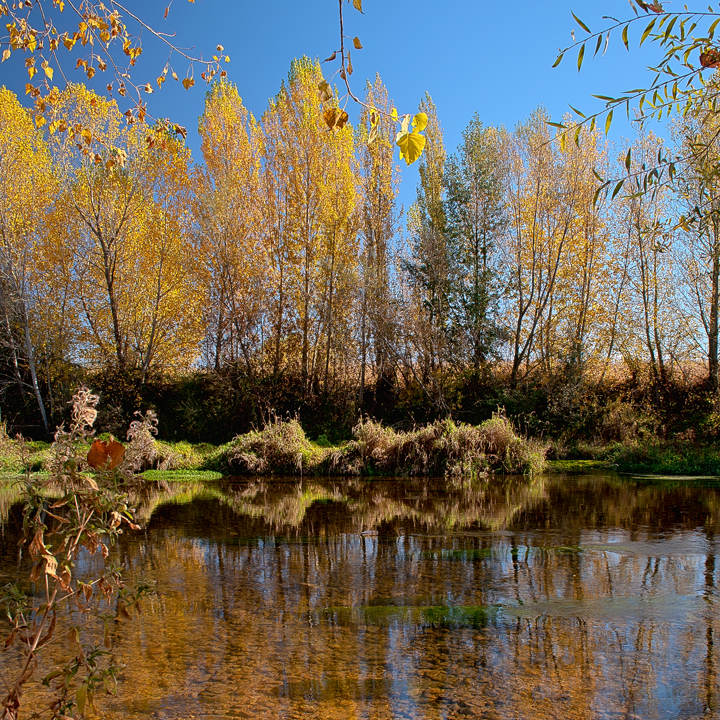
553, 2, 720, 200
319, 0, 429, 165
1, 388, 156, 720
0, 0, 228, 133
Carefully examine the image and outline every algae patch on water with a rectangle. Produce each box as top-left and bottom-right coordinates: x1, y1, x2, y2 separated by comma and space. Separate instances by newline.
323, 605, 499, 628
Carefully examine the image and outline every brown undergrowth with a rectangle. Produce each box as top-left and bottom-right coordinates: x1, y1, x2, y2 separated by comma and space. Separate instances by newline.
208, 414, 546, 477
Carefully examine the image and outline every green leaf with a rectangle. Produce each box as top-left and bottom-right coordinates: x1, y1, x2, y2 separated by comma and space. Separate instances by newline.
611, 179, 625, 199
572, 12, 591, 33
574, 124, 582, 146
577, 42, 586, 71
593, 183, 608, 206
412, 112, 428, 132
396, 131, 426, 165
622, 25, 630, 50
625, 148, 632, 171
640, 18, 657, 46
568, 104, 586, 118
605, 109, 614, 134
552, 52, 564, 68
594, 34, 603, 56
710, 17, 720, 38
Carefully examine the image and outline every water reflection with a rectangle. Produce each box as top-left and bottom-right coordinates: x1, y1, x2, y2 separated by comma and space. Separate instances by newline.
3, 473, 720, 719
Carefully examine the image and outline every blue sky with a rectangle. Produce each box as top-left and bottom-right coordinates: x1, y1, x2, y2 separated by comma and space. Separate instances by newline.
0, 0, 676, 212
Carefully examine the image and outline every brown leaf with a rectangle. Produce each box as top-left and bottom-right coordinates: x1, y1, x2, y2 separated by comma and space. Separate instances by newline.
701, 49, 720, 68
87, 438, 125, 470
323, 51, 337, 63
322, 107, 349, 131
28, 529, 46, 558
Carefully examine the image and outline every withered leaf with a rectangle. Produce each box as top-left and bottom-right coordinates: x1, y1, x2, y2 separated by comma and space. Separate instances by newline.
322, 107, 349, 131
87, 438, 125, 470
701, 49, 720, 68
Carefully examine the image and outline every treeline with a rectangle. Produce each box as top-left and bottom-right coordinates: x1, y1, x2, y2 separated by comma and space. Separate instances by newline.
2, 57, 720, 443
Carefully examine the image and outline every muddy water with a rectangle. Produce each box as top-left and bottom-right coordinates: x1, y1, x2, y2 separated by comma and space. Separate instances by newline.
3, 473, 720, 719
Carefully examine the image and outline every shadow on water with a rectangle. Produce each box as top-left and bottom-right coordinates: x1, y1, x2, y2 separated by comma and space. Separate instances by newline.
3, 471, 720, 718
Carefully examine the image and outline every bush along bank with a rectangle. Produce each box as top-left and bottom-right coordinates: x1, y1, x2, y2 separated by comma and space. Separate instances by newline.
205, 414, 547, 477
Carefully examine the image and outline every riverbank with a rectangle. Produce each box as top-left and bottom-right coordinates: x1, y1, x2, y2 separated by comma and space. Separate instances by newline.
0, 415, 546, 478
4, 419, 720, 478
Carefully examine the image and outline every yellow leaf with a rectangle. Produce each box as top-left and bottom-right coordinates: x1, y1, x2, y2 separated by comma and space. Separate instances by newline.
35, 115, 46, 127
27, 66, 37, 79
391, 108, 398, 122
353, 37, 363, 49
412, 112, 428, 132
1, 49, 9, 62
225, 55, 230, 62
182, 77, 194, 90
44, 65, 53, 80
396, 130, 426, 165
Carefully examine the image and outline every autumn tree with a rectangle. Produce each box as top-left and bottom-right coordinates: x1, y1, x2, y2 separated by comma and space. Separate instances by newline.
499, 109, 612, 386
260, 58, 358, 398
671, 108, 720, 390
197, 80, 265, 376
44, 84, 200, 377
356, 76, 400, 407
614, 130, 684, 397
0, 87, 55, 434
404, 93, 453, 397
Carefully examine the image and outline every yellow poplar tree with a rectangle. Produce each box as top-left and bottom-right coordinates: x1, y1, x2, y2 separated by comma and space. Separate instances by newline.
197, 80, 266, 374
0, 87, 56, 433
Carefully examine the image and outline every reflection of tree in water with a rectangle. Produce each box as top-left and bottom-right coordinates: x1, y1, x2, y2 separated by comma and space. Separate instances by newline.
129, 475, 549, 534
5, 474, 720, 719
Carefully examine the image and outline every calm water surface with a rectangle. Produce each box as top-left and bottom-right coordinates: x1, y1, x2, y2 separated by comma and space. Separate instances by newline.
3, 472, 720, 719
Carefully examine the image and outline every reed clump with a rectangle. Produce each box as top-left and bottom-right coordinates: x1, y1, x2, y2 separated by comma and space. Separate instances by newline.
210, 415, 331, 475
208, 413, 545, 477
333, 414, 545, 477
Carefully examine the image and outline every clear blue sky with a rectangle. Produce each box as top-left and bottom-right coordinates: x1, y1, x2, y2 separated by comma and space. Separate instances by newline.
0, 0, 675, 212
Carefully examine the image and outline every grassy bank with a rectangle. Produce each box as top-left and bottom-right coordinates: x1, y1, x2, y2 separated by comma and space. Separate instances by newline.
7, 419, 720, 478
554, 437, 720, 476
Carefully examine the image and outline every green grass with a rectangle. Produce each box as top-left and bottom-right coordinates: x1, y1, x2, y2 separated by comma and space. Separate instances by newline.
546, 459, 617, 473
140, 469, 223, 482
